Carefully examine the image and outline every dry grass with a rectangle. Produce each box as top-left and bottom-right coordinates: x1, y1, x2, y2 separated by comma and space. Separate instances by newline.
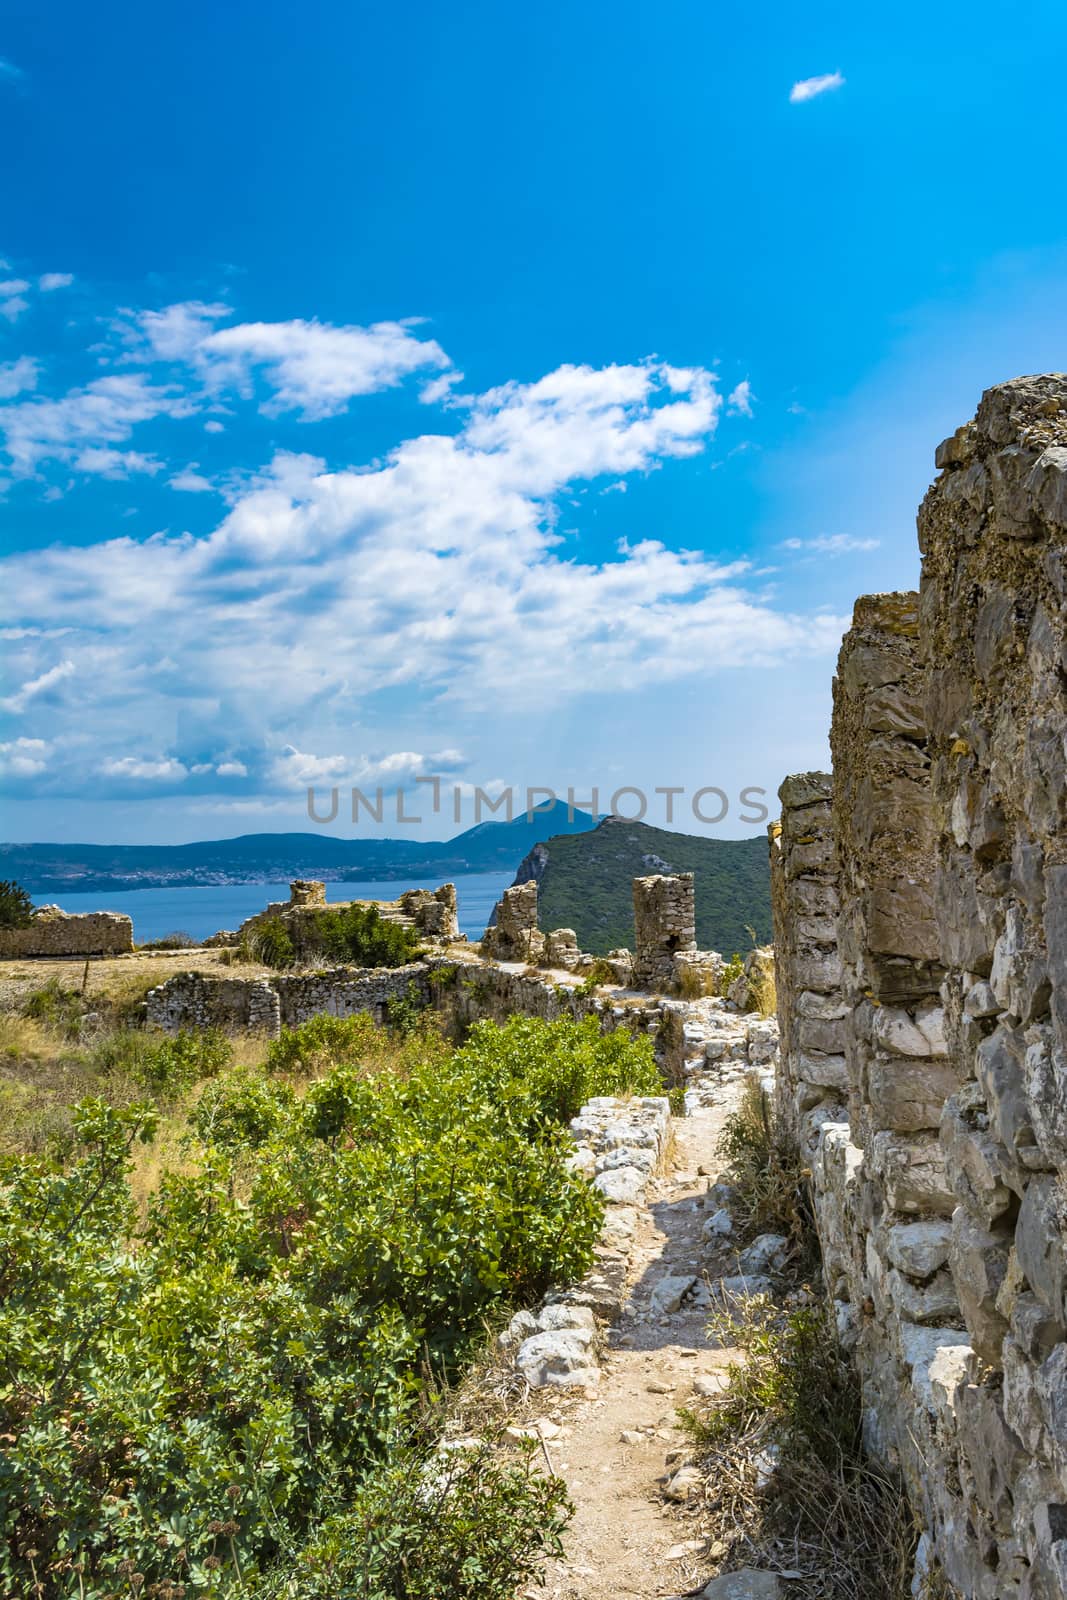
683, 1090, 918, 1599
679, 1294, 917, 1600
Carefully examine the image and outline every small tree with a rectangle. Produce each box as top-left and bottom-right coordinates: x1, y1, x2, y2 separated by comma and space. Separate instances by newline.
0, 879, 34, 929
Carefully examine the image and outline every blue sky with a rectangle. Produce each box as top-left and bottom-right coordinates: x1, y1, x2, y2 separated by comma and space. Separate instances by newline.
1, 0, 1066, 845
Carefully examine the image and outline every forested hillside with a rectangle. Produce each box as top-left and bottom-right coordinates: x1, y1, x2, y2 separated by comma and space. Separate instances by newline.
514, 815, 772, 956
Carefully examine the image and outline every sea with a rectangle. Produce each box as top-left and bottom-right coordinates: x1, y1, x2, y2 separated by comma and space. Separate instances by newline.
45, 871, 514, 946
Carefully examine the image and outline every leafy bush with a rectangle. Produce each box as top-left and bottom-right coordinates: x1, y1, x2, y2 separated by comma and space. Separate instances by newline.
273, 1437, 570, 1599
0, 878, 33, 928
244, 914, 297, 968
313, 903, 421, 968
719, 950, 744, 997
267, 1012, 381, 1076
0, 1014, 621, 1597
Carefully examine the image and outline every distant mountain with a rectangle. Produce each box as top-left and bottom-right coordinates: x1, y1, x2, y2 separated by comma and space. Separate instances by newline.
510, 815, 771, 956
2, 803, 598, 894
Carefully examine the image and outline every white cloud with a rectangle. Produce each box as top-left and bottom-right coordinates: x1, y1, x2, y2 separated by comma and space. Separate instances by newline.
169, 465, 215, 493
790, 71, 845, 104
127, 299, 231, 361
0, 737, 50, 778
0, 373, 191, 474
203, 419, 225, 434
1, 658, 76, 713
197, 316, 452, 420
74, 447, 162, 478
216, 759, 248, 777
0, 279, 30, 322
99, 755, 189, 782
0, 353, 853, 797
419, 370, 465, 406
39, 272, 74, 292
727, 379, 754, 417
0, 357, 37, 399
782, 533, 879, 554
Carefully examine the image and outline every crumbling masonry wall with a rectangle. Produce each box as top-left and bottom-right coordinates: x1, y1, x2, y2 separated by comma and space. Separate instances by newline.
0, 907, 134, 958
768, 772, 846, 1149
632, 872, 696, 988
773, 375, 1067, 1598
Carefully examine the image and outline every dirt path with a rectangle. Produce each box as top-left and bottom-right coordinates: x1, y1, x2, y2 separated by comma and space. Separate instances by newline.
530, 1093, 743, 1600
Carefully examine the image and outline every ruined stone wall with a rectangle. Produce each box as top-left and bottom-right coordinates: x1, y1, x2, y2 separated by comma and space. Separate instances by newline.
632, 872, 696, 988
774, 376, 1067, 1599
481, 880, 544, 962
768, 772, 846, 1150
145, 952, 665, 1044
146, 963, 431, 1036
0, 908, 134, 958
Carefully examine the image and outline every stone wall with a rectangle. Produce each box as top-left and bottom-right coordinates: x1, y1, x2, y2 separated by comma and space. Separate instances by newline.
0, 907, 134, 958
772, 376, 1067, 1599
768, 772, 846, 1148
234, 880, 460, 955
146, 963, 431, 1035
145, 951, 666, 1044
481, 880, 544, 962
632, 872, 696, 988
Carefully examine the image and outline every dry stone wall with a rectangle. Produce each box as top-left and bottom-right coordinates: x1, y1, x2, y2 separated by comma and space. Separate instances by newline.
772, 375, 1067, 1599
0, 907, 134, 958
633, 872, 696, 988
768, 772, 846, 1149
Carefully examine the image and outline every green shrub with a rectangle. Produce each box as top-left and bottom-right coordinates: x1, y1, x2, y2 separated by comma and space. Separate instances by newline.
135, 1027, 233, 1093
273, 1436, 570, 1599
0, 878, 33, 928
314, 903, 421, 968
245, 914, 297, 968
719, 950, 744, 996
0, 1015, 613, 1597
267, 1012, 380, 1076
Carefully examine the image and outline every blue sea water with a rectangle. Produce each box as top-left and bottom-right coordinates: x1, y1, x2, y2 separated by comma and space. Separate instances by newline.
46, 872, 513, 946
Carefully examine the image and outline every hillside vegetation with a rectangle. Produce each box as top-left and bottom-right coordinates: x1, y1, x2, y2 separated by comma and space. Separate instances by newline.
0, 993, 661, 1598
519, 816, 772, 955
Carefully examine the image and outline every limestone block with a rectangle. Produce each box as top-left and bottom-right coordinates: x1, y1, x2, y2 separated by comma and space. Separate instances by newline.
949, 1206, 1011, 1365
899, 1324, 973, 1419
1015, 1177, 1067, 1318
885, 1220, 952, 1279
871, 1131, 956, 1216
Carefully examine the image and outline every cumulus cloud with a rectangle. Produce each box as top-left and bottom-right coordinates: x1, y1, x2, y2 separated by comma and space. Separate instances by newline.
790, 71, 845, 103
39, 272, 74, 291
0, 279, 30, 321
197, 317, 452, 419
782, 533, 879, 554
0, 737, 50, 778
169, 464, 215, 493
0, 373, 191, 474
215, 759, 248, 777
0, 357, 37, 399
99, 755, 189, 782
1, 659, 76, 713
727, 379, 754, 417
74, 447, 162, 478
0, 352, 851, 803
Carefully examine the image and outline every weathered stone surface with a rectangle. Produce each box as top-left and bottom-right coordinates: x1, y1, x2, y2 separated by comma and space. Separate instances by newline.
0, 906, 133, 957
632, 872, 696, 989
698, 1573, 780, 1600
